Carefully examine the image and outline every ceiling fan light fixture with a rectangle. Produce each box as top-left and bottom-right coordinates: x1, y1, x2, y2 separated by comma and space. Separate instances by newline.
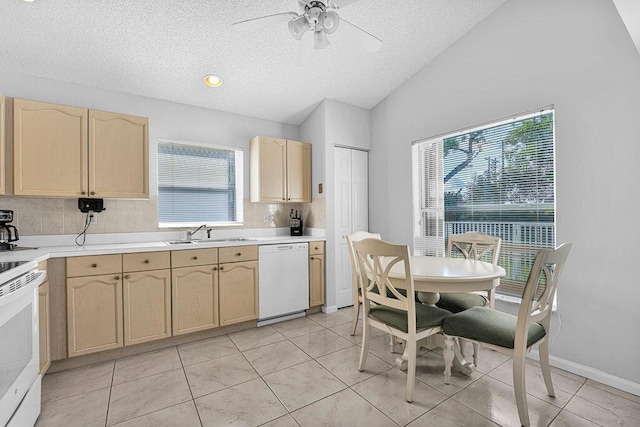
203, 74, 223, 88
288, 15, 309, 40
320, 11, 339, 34
313, 30, 330, 50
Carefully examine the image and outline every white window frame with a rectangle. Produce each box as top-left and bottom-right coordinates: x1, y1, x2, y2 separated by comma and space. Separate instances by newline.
157, 138, 244, 228
412, 107, 556, 298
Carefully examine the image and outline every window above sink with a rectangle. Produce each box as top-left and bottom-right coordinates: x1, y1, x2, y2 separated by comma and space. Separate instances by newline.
157, 139, 244, 228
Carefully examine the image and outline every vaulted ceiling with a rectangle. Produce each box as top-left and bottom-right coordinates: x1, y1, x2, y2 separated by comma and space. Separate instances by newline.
3, 0, 514, 125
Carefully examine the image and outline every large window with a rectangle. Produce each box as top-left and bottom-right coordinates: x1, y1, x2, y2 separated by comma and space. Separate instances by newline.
158, 139, 243, 227
412, 108, 555, 297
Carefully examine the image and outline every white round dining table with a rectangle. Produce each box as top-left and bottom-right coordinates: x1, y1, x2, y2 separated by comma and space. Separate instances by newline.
387, 256, 506, 306
384, 255, 506, 374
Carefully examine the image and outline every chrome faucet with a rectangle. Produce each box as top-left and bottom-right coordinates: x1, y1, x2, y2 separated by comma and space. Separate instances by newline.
186, 224, 207, 240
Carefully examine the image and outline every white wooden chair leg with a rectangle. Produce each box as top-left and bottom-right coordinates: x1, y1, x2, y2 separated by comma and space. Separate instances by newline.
443, 335, 455, 384
539, 338, 555, 397
472, 342, 480, 366
405, 339, 417, 402
513, 355, 530, 427
350, 302, 360, 336
358, 320, 370, 371
459, 338, 467, 358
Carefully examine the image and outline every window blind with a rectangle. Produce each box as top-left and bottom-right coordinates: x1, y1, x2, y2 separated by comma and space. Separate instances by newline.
158, 141, 243, 227
412, 109, 555, 297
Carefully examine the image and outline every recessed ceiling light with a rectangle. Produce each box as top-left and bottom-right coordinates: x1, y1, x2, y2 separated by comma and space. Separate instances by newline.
203, 75, 223, 88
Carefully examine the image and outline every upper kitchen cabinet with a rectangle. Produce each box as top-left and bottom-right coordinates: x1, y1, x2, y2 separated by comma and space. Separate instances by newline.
89, 110, 148, 198
250, 135, 311, 203
13, 99, 149, 198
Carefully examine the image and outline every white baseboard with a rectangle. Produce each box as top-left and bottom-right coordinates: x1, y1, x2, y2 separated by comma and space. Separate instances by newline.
322, 305, 338, 314
527, 350, 640, 397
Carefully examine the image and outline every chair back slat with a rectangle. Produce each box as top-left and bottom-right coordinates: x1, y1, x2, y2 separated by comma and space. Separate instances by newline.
447, 232, 502, 265
515, 243, 572, 347
354, 239, 416, 328
346, 231, 382, 294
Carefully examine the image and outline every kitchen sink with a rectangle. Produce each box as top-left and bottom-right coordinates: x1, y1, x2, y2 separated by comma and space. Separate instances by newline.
164, 240, 200, 245
208, 237, 256, 242
164, 237, 256, 245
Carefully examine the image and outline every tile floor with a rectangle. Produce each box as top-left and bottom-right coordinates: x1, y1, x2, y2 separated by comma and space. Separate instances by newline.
35, 308, 640, 427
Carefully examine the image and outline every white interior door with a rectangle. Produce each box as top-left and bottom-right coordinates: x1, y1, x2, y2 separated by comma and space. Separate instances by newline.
334, 147, 369, 308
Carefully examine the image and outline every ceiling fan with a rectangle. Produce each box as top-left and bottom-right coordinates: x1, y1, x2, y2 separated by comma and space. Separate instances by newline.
233, 0, 382, 59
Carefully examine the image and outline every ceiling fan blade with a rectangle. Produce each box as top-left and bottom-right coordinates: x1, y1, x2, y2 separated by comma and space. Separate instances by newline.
232, 12, 298, 31
340, 19, 382, 52
296, 31, 314, 67
330, 0, 363, 8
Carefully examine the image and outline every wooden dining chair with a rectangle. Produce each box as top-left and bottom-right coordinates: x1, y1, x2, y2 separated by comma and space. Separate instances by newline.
440, 231, 502, 312
345, 231, 381, 336
440, 232, 502, 365
442, 243, 572, 427
355, 238, 452, 402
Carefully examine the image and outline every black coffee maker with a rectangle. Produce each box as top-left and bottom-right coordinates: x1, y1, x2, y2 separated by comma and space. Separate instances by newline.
0, 210, 19, 250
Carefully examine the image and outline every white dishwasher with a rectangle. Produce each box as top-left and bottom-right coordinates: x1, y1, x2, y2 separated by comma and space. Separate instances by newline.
258, 243, 309, 325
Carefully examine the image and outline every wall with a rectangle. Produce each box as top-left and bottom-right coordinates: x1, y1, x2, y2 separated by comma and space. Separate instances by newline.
370, 0, 640, 388
0, 72, 325, 234
301, 99, 371, 311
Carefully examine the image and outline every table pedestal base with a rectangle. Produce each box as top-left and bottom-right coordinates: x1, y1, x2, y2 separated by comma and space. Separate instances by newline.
394, 336, 475, 376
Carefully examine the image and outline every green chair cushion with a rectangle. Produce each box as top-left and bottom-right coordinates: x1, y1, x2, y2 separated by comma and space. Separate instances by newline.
436, 292, 488, 313
442, 306, 546, 349
369, 303, 452, 333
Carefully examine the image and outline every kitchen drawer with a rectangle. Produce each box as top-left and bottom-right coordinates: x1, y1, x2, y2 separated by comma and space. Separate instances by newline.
171, 248, 218, 268
309, 241, 324, 255
219, 245, 258, 263
67, 254, 122, 277
123, 251, 170, 272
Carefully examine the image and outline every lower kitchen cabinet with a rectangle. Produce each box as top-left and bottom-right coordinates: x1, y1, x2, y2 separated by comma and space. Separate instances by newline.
38, 280, 51, 374
67, 273, 123, 357
219, 260, 259, 326
309, 242, 325, 307
123, 269, 172, 346
172, 265, 219, 335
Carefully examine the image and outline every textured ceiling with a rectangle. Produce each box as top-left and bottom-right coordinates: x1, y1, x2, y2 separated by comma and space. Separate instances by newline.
0, 0, 507, 125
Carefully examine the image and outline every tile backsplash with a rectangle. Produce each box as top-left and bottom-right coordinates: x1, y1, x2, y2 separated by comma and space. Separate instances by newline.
0, 196, 325, 236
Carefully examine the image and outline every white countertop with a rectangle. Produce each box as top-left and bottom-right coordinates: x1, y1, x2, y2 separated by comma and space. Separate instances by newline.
0, 233, 324, 284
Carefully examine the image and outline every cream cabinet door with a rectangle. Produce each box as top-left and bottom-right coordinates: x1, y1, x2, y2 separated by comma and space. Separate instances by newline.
123, 269, 171, 346
38, 281, 51, 374
172, 265, 219, 335
219, 260, 259, 326
14, 99, 88, 197
250, 135, 287, 202
309, 254, 325, 307
89, 110, 149, 198
67, 273, 123, 357
286, 140, 311, 202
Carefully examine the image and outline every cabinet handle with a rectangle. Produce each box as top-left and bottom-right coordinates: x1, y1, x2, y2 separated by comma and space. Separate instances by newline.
90, 191, 96, 195
115, 275, 120, 280
213, 267, 218, 271
124, 275, 130, 279
81, 191, 86, 195
144, 259, 150, 264
219, 266, 224, 271
236, 252, 242, 256
192, 256, 198, 260
310, 257, 314, 260
91, 263, 98, 268
314, 247, 318, 250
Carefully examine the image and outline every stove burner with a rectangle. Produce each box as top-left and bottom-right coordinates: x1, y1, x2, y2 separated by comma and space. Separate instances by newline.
0, 261, 28, 274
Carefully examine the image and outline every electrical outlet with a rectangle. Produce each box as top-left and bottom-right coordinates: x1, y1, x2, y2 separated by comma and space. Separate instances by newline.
263, 214, 274, 223
89, 213, 97, 225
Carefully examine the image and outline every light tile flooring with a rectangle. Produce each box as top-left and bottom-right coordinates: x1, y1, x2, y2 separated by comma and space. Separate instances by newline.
36, 308, 640, 427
